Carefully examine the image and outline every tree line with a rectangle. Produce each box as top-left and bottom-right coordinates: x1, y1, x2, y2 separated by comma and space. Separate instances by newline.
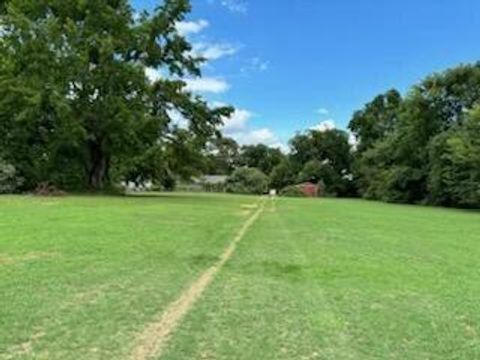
349, 63, 480, 208
204, 131, 355, 197
206, 64, 480, 208
0, 1, 479, 208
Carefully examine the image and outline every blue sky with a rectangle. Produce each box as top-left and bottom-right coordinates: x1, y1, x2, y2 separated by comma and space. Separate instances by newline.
133, 0, 480, 150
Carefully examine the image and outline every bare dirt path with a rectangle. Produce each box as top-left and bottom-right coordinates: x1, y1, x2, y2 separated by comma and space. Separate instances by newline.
131, 199, 265, 360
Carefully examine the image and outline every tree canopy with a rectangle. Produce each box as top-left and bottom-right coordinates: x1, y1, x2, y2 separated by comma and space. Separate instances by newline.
237, 144, 285, 175
0, 0, 231, 190
289, 129, 354, 196
349, 63, 480, 207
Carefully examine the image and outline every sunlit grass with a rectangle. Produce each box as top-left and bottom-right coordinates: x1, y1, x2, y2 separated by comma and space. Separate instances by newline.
2, 194, 480, 359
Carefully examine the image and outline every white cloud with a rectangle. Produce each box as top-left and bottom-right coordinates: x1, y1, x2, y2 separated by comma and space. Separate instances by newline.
236, 129, 288, 153
184, 77, 230, 93
212, 102, 253, 133
145, 69, 231, 96
214, 102, 288, 152
241, 57, 270, 73
311, 120, 336, 132
238, 128, 276, 144
229, 128, 287, 152
208, 0, 248, 14
223, 109, 253, 132
222, 0, 248, 13
269, 142, 290, 153
175, 19, 209, 36
193, 42, 239, 61
316, 108, 329, 115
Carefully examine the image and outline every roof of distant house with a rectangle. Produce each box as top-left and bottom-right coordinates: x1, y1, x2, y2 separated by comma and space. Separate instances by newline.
201, 175, 228, 185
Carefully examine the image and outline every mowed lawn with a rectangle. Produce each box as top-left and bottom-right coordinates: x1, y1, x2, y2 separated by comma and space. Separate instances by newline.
0, 194, 257, 359
2, 194, 480, 359
161, 197, 480, 360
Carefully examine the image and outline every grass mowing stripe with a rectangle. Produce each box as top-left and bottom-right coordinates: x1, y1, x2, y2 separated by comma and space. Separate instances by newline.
131, 199, 265, 360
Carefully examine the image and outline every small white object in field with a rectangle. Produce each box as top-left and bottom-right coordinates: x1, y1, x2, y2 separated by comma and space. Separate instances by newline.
269, 189, 277, 197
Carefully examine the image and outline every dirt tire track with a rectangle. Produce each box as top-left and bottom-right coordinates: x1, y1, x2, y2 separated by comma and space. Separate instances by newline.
131, 200, 265, 360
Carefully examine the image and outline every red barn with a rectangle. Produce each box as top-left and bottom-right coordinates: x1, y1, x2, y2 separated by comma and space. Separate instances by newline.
297, 182, 322, 197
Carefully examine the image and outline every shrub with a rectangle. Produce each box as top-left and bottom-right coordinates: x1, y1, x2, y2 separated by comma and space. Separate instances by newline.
0, 160, 23, 194
226, 167, 269, 195
280, 185, 307, 198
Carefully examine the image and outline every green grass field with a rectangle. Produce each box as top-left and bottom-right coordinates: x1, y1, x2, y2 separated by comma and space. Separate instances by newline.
1, 194, 480, 359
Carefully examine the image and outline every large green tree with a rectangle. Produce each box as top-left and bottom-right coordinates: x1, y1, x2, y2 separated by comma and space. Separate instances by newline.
0, 0, 231, 190
350, 63, 480, 206
428, 107, 480, 207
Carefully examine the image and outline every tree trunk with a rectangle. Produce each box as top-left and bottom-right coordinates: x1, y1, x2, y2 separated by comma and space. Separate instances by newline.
87, 140, 108, 190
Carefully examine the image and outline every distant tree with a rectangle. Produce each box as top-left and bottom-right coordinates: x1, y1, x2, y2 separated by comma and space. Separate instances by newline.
349, 63, 480, 206
0, 0, 232, 190
428, 107, 480, 207
204, 137, 240, 175
238, 144, 285, 175
290, 129, 351, 171
356, 139, 425, 202
289, 129, 353, 196
269, 159, 298, 190
349, 89, 402, 153
226, 167, 269, 195
297, 159, 324, 183
395, 64, 480, 204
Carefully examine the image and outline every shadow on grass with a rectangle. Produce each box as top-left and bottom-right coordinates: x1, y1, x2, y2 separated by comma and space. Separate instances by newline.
124, 192, 233, 204
327, 197, 480, 215
188, 254, 221, 268
233, 260, 305, 281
